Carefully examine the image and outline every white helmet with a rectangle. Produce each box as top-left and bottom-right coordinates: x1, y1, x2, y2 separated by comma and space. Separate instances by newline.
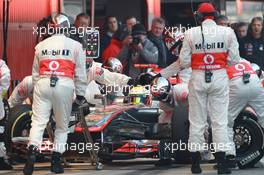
51, 13, 70, 28
108, 57, 123, 73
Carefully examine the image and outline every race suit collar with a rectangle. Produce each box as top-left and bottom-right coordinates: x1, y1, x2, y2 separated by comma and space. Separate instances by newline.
202, 19, 216, 26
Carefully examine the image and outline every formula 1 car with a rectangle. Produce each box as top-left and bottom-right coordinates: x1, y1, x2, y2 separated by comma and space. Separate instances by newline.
4, 93, 264, 169
5, 102, 162, 163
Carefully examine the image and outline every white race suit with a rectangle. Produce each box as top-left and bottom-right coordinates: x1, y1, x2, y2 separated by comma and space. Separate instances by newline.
179, 19, 240, 152
226, 60, 264, 156
30, 34, 87, 153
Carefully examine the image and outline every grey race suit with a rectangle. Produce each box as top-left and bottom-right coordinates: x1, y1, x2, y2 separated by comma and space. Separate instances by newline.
30, 34, 87, 153
8, 75, 33, 108
179, 19, 240, 152
0, 60, 10, 157
226, 60, 264, 156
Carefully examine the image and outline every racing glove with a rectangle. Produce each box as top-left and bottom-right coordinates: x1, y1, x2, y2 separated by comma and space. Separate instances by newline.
72, 95, 88, 111
136, 72, 161, 86
127, 78, 135, 86
2, 90, 7, 99
123, 78, 134, 96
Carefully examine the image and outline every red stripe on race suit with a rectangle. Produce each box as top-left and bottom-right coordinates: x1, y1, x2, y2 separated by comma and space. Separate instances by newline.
191, 52, 228, 70
226, 61, 256, 79
39, 59, 75, 79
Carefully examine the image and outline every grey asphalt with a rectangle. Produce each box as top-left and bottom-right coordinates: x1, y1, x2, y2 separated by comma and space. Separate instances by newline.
1, 159, 263, 175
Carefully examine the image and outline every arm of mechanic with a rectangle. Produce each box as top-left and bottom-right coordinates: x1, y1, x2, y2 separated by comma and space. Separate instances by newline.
8, 76, 33, 108
179, 31, 192, 69
0, 60, 10, 95
74, 44, 88, 96
226, 28, 241, 65
32, 48, 40, 86
95, 66, 132, 86
160, 59, 181, 79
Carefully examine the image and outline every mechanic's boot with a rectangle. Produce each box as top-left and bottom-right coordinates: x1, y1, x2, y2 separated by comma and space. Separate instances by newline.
51, 151, 64, 174
213, 155, 237, 169
23, 145, 38, 175
155, 158, 172, 167
215, 152, 231, 174
226, 155, 237, 169
191, 151, 202, 174
0, 157, 13, 170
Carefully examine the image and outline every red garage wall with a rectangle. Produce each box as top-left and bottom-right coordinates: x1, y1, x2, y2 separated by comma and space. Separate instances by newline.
0, 0, 60, 81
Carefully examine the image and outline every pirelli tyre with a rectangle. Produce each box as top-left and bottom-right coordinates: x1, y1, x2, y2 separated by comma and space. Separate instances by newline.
5, 104, 33, 161
171, 104, 191, 163
234, 111, 264, 169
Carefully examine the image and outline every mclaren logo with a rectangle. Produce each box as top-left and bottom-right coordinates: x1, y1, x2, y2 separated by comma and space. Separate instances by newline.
49, 61, 60, 71
203, 54, 215, 64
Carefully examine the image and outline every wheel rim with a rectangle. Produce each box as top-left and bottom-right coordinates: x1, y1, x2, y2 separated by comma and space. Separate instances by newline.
234, 125, 252, 153
11, 111, 32, 139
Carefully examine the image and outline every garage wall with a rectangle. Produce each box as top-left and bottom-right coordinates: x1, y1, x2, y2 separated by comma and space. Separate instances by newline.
0, 0, 60, 81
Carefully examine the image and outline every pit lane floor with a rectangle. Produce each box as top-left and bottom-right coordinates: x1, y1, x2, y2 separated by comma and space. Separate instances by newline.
1, 159, 263, 175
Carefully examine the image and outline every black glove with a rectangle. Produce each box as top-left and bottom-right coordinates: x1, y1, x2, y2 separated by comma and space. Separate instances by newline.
72, 95, 87, 111
127, 78, 135, 86
136, 72, 161, 86
76, 95, 87, 105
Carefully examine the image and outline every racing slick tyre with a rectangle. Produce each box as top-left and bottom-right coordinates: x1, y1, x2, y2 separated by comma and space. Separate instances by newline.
5, 104, 33, 161
171, 104, 191, 164
234, 111, 264, 169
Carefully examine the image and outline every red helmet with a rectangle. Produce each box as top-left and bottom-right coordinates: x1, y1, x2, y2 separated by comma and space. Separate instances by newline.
197, 3, 216, 14
195, 3, 219, 21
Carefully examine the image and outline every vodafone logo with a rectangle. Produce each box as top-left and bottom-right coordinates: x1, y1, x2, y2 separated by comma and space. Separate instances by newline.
235, 63, 246, 71
49, 61, 60, 71
203, 54, 215, 64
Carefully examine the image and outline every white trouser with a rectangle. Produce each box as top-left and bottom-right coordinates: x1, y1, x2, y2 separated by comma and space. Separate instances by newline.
188, 69, 230, 153
227, 74, 264, 156
29, 78, 74, 153
159, 83, 188, 124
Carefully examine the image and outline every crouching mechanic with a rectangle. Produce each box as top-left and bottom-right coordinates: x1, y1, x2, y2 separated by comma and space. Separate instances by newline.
155, 68, 191, 166
23, 14, 87, 175
8, 75, 33, 108
0, 59, 12, 170
226, 60, 264, 165
137, 60, 191, 166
